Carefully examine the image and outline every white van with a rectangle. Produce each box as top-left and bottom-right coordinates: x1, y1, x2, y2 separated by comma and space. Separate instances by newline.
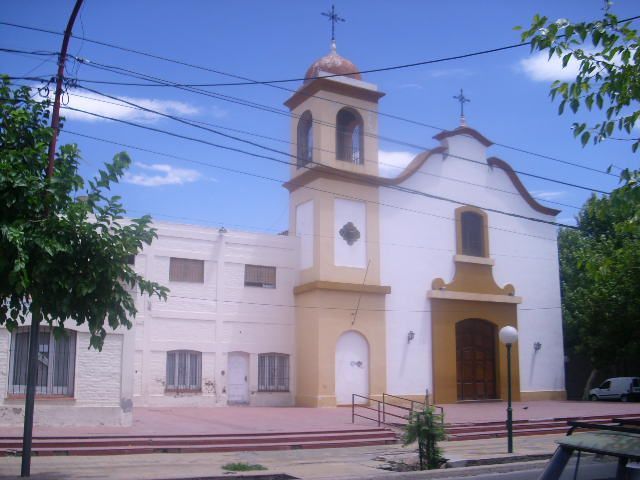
589, 377, 640, 402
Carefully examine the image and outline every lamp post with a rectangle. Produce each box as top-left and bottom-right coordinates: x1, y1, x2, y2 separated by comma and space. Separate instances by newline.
499, 325, 518, 454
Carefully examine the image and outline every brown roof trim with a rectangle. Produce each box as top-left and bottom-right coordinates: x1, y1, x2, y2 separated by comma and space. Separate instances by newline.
294, 280, 391, 295
487, 157, 561, 216
285, 77, 385, 111
283, 147, 446, 192
433, 126, 493, 147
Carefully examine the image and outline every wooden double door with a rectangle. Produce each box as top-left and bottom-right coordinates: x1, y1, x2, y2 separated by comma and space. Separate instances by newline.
456, 319, 498, 401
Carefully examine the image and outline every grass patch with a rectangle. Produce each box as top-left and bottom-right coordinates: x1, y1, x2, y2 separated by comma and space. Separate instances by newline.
222, 462, 268, 472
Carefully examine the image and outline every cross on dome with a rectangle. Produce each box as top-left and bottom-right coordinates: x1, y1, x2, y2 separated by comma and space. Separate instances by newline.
321, 4, 345, 51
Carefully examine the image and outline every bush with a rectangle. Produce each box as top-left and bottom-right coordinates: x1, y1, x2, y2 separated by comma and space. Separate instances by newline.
403, 406, 446, 470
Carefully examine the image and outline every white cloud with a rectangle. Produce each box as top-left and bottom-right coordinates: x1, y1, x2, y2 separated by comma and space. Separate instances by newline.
378, 150, 416, 177
123, 162, 202, 187
531, 190, 565, 200
519, 51, 581, 82
51, 89, 200, 123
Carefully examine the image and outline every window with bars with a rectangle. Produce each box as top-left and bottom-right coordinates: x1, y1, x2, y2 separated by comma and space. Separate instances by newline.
169, 257, 204, 283
244, 265, 276, 288
258, 353, 289, 392
460, 211, 486, 257
166, 350, 202, 392
8, 328, 76, 396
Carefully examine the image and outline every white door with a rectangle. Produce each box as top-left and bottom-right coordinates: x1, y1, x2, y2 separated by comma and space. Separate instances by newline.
227, 352, 249, 404
335, 331, 369, 405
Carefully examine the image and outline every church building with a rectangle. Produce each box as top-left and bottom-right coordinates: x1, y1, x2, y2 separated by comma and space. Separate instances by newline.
0, 42, 566, 426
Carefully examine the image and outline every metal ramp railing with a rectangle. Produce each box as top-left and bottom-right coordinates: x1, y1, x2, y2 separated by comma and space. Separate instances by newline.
351, 393, 443, 427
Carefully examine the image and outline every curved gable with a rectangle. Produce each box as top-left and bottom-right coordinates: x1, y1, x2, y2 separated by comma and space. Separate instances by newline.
487, 157, 560, 216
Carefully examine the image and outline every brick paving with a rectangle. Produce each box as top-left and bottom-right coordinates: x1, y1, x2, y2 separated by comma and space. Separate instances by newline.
0, 400, 638, 437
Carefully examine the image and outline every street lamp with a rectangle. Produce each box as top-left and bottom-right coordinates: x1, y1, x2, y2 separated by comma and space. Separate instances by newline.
499, 325, 518, 454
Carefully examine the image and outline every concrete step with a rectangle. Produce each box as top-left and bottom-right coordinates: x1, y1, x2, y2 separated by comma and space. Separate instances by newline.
444, 414, 640, 440
0, 430, 395, 450
0, 429, 397, 457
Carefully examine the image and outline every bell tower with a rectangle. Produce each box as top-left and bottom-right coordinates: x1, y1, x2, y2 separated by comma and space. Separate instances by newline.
284, 42, 390, 407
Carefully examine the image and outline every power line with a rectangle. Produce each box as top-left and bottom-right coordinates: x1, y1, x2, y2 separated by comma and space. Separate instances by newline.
78, 55, 619, 180
76, 82, 610, 196
59, 87, 582, 211
0, 19, 625, 177
60, 102, 577, 234
65, 128, 573, 257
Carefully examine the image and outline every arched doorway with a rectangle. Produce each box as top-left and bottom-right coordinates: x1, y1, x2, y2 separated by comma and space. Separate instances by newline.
456, 319, 497, 401
335, 331, 369, 405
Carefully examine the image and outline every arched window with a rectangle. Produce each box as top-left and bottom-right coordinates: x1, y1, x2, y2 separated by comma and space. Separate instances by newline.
297, 111, 313, 168
460, 211, 485, 257
336, 108, 364, 164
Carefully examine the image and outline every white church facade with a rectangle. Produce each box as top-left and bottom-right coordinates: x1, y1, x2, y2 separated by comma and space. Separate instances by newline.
0, 45, 566, 426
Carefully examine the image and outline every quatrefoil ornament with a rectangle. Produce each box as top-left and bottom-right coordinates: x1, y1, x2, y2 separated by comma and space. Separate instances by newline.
339, 222, 360, 246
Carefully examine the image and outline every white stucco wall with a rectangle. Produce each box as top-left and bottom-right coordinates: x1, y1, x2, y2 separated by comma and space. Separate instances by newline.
133, 222, 298, 407
380, 130, 565, 398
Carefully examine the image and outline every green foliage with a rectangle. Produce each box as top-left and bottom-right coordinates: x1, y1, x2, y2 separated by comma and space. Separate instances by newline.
559, 183, 640, 374
403, 406, 446, 470
222, 462, 267, 472
519, 10, 640, 153
0, 75, 168, 349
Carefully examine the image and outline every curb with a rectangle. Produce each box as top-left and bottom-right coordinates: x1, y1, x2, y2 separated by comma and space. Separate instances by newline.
318, 459, 552, 479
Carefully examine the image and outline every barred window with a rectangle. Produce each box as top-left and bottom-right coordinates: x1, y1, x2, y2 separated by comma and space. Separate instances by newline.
461, 211, 485, 257
9, 327, 76, 396
244, 265, 276, 288
258, 353, 289, 392
169, 257, 204, 283
166, 350, 201, 392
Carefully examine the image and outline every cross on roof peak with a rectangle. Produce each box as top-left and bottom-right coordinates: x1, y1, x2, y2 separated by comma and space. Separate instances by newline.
453, 88, 471, 126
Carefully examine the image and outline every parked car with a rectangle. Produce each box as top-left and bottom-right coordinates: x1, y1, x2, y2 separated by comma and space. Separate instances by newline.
589, 377, 640, 402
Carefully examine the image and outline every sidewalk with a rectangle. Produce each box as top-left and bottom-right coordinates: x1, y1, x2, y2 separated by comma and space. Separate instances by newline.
0, 433, 565, 479
0, 400, 638, 437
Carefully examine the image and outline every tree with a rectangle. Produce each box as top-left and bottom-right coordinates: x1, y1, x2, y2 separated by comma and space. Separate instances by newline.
0, 76, 168, 349
520, 6, 640, 396
558, 186, 640, 396
519, 8, 640, 153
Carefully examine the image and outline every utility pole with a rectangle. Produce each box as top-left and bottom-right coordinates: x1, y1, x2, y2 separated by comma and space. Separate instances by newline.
21, 1, 84, 476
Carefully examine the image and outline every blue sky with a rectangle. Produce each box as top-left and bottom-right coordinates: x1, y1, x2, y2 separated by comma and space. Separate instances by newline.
2, 0, 638, 231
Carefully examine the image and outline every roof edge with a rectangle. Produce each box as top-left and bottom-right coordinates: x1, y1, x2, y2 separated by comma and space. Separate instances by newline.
433, 126, 493, 147
487, 156, 561, 217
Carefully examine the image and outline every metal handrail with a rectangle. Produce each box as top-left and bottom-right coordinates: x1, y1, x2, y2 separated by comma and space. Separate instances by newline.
352, 394, 412, 427
351, 393, 445, 427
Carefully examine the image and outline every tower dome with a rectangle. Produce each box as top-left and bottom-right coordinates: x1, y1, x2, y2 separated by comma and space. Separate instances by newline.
304, 42, 362, 83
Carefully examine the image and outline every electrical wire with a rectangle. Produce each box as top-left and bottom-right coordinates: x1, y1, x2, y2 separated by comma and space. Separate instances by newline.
64, 128, 573, 257
60, 88, 582, 210
60, 102, 578, 235
75, 82, 611, 196
0, 18, 628, 177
